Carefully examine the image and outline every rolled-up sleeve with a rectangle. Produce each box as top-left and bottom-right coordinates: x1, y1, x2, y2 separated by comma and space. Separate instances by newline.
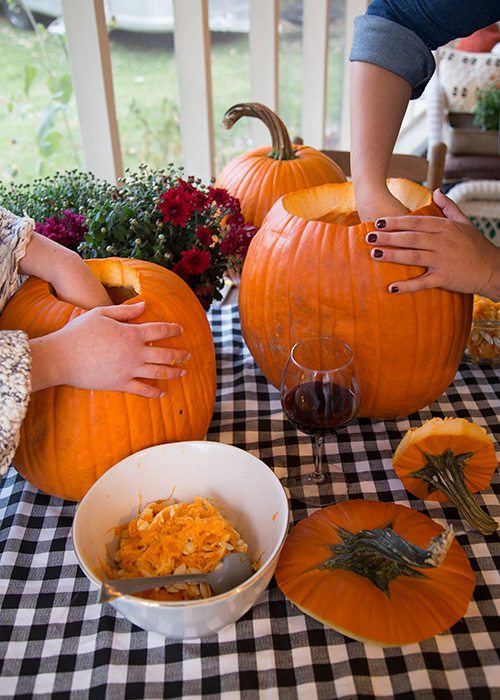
349, 14, 436, 99
0, 330, 31, 476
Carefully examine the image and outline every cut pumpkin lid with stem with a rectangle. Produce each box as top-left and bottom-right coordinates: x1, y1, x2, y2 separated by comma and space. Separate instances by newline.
275, 499, 475, 647
393, 417, 498, 536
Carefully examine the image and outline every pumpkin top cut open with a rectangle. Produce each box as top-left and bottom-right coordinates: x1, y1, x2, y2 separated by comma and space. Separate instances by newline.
281, 179, 432, 226
275, 499, 475, 647
393, 417, 498, 536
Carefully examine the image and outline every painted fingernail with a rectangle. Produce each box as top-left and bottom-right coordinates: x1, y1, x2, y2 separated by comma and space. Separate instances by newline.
390, 286, 399, 293
376, 219, 386, 229
367, 233, 377, 243
373, 249, 383, 258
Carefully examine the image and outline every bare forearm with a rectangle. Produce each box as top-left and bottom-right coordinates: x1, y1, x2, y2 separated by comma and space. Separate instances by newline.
29, 333, 68, 392
350, 62, 411, 213
19, 232, 112, 309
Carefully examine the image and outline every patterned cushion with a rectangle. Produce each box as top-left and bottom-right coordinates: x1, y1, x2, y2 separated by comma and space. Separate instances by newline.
438, 48, 500, 113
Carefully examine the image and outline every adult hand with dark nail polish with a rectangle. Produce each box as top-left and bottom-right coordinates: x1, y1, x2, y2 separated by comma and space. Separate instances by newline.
365, 190, 500, 299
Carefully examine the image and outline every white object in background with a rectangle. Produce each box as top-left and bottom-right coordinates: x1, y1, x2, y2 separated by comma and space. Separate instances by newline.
447, 180, 500, 246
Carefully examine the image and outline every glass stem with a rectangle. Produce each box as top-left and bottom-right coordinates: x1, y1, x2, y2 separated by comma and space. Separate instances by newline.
312, 436, 326, 483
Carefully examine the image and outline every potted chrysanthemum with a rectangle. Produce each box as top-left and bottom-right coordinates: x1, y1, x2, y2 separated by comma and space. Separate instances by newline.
0, 165, 256, 309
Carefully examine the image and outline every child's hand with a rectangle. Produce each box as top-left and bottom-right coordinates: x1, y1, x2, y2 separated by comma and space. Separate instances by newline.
30, 302, 189, 397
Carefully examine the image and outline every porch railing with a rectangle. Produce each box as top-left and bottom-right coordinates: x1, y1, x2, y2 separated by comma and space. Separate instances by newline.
63, 0, 418, 185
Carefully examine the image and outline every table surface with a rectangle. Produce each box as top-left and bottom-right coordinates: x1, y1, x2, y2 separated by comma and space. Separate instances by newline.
1, 304, 499, 700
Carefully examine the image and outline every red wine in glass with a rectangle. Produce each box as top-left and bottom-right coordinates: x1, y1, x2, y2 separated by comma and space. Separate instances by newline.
280, 337, 360, 504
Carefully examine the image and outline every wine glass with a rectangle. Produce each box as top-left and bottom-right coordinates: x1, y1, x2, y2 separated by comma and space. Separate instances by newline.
280, 336, 360, 505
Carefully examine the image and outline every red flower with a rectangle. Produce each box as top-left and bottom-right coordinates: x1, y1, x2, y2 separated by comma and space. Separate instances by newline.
177, 179, 208, 211
194, 282, 216, 310
173, 248, 211, 278
208, 186, 236, 209
220, 224, 257, 258
196, 226, 213, 246
157, 189, 194, 226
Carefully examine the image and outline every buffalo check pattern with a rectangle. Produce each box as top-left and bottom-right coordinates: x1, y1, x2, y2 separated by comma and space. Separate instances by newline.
1, 304, 499, 699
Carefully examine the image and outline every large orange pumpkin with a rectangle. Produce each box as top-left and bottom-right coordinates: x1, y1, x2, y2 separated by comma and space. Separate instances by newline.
215, 102, 346, 229
0, 258, 216, 501
239, 179, 472, 419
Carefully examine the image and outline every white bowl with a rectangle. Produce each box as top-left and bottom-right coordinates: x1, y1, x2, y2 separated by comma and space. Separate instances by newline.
72, 440, 290, 639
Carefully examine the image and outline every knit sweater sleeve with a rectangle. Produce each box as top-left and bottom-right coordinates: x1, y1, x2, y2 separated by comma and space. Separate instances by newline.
0, 207, 34, 477
0, 331, 31, 476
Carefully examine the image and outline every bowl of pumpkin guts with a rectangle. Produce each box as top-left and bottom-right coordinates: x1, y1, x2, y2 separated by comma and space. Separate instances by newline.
464, 295, 500, 366
72, 441, 289, 639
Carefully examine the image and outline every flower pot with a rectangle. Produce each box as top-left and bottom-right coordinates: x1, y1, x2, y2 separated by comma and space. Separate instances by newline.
445, 112, 499, 155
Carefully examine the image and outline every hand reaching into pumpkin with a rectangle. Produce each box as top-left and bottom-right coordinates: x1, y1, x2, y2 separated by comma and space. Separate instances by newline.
365, 189, 500, 299
19, 232, 113, 309
29, 301, 189, 397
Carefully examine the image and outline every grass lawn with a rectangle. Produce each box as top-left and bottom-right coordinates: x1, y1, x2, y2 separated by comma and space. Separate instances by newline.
0, 8, 345, 185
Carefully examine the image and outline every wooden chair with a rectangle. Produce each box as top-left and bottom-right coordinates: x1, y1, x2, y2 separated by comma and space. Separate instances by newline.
320, 142, 447, 191
293, 138, 447, 191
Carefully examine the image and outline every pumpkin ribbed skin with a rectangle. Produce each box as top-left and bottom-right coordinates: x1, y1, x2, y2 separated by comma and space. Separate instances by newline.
216, 144, 346, 229
239, 180, 472, 419
0, 258, 216, 501
215, 103, 346, 229
275, 500, 475, 646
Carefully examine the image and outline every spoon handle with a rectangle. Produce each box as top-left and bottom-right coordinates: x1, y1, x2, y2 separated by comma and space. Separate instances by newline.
99, 574, 208, 603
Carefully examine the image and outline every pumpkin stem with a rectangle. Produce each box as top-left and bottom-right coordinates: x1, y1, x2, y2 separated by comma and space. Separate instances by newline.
222, 102, 297, 161
324, 524, 455, 595
410, 449, 498, 536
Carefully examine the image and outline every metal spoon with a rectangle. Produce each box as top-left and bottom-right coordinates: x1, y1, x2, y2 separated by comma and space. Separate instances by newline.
99, 554, 254, 603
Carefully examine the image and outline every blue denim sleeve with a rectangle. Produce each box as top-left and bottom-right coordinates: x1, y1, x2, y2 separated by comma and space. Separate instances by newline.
349, 15, 436, 100
350, 0, 500, 99
365, 0, 500, 50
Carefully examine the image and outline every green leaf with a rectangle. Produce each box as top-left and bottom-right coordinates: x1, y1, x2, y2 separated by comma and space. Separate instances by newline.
24, 64, 37, 96
48, 73, 73, 104
37, 130, 63, 156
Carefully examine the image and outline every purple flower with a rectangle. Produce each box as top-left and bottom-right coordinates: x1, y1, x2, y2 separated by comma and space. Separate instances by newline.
35, 209, 87, 251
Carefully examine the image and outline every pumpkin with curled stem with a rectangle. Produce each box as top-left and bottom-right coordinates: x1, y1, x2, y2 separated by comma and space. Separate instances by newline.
0, 257, 216, 501
215, 102, 346, 229
393, 417, 498, 536
238, 179, 472, 419
275, 500, 475, 647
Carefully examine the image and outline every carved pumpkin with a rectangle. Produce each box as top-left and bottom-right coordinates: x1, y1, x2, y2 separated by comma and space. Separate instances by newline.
393, 417, 498, 535
0, 258, 216, 501
239, 180, 472, 419
215, 102, 346, 228
275, 499, 475, 646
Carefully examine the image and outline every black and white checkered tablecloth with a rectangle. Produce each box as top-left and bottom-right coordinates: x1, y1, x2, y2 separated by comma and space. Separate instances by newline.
1, 304, 499, 699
